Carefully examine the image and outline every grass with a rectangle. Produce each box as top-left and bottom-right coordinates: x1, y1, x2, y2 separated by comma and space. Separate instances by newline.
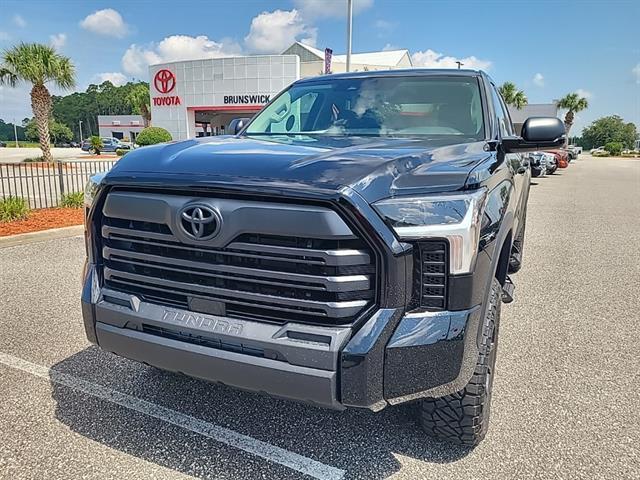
22, 156, 45, 163
3, 142, 44, 148
60, 192, 84, 208
0, 196, 30, 222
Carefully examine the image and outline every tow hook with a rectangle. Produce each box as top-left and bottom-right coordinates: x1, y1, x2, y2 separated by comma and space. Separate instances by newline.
501, 276, 515, 303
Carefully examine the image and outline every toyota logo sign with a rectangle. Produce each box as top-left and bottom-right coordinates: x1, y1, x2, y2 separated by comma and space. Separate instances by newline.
179, 205, 222, 240
154, 69, 176, 94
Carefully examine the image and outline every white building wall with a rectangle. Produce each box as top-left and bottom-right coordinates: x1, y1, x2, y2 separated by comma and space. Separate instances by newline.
149, 55, 299, 141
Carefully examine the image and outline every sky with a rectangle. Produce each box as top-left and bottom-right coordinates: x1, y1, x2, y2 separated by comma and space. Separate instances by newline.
1, 0, 639, 135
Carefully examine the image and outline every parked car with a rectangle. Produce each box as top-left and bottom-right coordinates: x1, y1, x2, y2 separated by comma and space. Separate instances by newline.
81, 137, 129, 153
545, 152, 558, 174
545, 149, 569, 169
0, 141, 7, 147
81, 69, 566, 446
567, 145, 581, 160
590, 146, 606, 154
528, 151, 552, 177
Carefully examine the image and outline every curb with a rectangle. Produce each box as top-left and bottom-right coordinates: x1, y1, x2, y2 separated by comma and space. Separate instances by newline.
0, 224, 84, 248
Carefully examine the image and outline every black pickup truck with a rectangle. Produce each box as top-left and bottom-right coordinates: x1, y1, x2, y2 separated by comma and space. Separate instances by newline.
82, 69, 565, 445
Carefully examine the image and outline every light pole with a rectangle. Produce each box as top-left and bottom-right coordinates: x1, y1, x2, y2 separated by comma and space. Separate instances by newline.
13, 118, 19, 147
456, 61, 464, 69
79, 120, 83, 143
346, 0, 353, 72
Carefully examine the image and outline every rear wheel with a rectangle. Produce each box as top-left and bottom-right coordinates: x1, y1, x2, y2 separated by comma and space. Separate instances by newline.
419, 278, 501, 446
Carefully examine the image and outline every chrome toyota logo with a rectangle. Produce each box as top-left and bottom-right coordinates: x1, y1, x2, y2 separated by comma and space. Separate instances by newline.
179, 205, 221, 240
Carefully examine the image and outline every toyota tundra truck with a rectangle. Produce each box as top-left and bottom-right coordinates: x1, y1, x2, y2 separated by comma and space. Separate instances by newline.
81, 69, 565, 445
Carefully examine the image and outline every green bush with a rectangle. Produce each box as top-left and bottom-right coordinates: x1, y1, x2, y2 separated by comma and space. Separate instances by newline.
136, 126, 172, 146
60, 192, 84, 208
90, 136, 103, 155
604, 142, 623, 156
593, 152, 609, 157
115, 148, 128, 157
0, 196, 30, 222
23, 156, 44, 163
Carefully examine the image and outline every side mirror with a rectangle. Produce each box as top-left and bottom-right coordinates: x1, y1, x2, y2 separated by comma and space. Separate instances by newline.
503, 117, 566, 153
228, 117, 251, 135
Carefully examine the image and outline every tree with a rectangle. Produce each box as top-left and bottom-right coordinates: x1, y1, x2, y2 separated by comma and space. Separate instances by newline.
50, 120, 73, 143
581, 115, 638, 150
136, 126, 172, 146
23, 117, 72, 143
0, 119, 26, 142
24, 119, 39, 142
0, 43, 75, 162
557, 93, 589, 140
498, 82, 528, 109
51, 80, 149, 140
127, 83, 151, 126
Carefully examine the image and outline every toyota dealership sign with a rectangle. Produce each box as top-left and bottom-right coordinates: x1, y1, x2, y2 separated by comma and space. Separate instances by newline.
152, 69, 181, 106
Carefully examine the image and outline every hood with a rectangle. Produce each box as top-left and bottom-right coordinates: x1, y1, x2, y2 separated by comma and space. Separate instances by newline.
107, 135, 490, 203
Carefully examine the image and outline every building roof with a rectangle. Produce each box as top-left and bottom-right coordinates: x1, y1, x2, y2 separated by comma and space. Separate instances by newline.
289, 41, 326, 59
283, 41, 411, 67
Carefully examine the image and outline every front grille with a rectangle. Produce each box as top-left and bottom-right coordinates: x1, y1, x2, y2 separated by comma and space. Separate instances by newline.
412, 241, 448, 310
98, 193, 376, 325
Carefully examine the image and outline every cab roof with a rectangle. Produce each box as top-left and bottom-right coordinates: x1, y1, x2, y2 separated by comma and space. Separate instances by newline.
295, 68, 486, 84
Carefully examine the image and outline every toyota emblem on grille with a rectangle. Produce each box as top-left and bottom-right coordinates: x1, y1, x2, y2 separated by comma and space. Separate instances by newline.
179, 205, 221, 240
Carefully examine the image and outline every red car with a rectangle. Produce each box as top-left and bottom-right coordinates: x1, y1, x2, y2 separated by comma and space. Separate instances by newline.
544, 149, 569, 170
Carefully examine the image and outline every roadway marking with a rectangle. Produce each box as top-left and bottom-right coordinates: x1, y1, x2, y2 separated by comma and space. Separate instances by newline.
0, 351, 345, 480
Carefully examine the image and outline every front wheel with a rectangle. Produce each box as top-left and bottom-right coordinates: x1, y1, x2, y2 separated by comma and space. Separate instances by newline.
419, 278, 502, 446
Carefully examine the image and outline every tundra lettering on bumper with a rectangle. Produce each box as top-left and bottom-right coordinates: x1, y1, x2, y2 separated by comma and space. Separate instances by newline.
82, 263, 483, 410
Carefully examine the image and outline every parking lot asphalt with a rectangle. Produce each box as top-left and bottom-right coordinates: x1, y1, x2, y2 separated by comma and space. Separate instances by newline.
0, 155, 639, 480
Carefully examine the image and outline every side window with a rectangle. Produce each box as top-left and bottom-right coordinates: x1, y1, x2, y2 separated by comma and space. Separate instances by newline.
491, 86, 514, 137
259, 91, 320, 133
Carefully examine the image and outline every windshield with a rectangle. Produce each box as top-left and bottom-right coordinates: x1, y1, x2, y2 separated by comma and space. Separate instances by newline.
245, 75, 485, 140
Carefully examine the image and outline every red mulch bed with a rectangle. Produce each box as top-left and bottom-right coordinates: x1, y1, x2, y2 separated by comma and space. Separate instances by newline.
0, 208, 84, 237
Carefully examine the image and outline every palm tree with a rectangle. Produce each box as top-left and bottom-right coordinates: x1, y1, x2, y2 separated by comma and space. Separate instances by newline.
0, 43, 75, 163
557, 93, 588, 139
127, 83, 151, 127
498, 82, 528, 110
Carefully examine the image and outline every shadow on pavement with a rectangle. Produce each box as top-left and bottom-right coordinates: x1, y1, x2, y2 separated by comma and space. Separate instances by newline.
51, 347, 471, 479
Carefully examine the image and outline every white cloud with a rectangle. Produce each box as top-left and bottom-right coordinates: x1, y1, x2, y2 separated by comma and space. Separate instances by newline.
575, 88, 593, 99
93, 72, 128, 86
533, 72, 544, 87
294, 0, 373, 18
49, 33, 67, 51
244, 9, 317, 54
411, 49, 492, 70
80, 9, 128, 38
382, 43, 399, 51
12, 14, 26, 28
633, 63, 640, 84
0, 31, 10, 41
122, 35, 242, 77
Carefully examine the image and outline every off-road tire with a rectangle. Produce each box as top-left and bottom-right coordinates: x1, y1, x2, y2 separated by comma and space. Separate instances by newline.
419, 278, 502, 446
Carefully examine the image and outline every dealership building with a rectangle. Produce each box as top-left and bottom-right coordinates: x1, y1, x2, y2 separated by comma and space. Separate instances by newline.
148, 42, 412, 140
97, 115, 145, 141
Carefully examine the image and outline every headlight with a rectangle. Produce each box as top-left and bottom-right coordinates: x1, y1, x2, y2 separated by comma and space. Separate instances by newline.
84, 172, 106, 207
373, 188, 487, 274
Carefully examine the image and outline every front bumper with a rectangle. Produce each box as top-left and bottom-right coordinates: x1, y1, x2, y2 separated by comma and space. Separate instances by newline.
82, 263, 482, 410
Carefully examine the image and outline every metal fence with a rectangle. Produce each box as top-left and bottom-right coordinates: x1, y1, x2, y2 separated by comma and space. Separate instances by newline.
0, 160, 117, 209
